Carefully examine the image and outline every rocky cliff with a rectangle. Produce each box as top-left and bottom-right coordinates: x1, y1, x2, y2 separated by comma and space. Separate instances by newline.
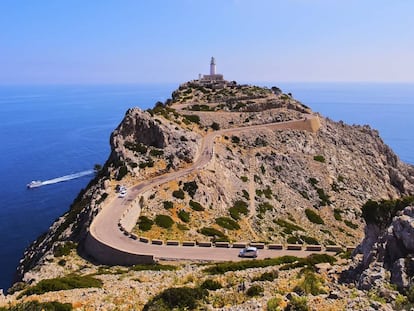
6, 81, 414, 310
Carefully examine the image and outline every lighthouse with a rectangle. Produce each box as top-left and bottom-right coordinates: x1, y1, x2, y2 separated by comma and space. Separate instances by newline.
210, 57, 216, 75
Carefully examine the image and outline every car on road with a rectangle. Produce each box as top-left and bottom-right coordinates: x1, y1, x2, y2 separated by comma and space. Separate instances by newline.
118, 189, 127, 198
239, 246, 258, 258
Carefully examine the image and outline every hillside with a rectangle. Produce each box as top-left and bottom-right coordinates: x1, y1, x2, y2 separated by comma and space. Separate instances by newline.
3, 80, 414, 310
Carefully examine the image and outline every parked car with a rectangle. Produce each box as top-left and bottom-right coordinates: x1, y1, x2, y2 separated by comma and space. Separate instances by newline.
239, 246, 258, 258
118, 189, 127, 198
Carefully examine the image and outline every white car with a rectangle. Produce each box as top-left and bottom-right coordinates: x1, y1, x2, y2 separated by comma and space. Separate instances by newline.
239, 246, 258, 258
118, 190, 127, 198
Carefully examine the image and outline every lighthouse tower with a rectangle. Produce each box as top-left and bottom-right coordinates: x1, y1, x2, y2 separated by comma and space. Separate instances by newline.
210, 57, 216, 75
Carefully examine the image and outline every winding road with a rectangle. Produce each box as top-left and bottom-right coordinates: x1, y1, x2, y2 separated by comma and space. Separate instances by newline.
86, 115, 322, 265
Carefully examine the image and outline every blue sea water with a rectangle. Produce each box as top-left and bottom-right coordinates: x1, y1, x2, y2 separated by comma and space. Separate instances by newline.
0, 82, 413, 291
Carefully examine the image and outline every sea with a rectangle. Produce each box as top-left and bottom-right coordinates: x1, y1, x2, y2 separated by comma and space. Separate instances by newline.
0, 82, 413, 291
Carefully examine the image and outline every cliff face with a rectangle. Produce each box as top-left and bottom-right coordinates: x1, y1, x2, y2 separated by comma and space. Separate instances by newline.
9, 82, 414, 309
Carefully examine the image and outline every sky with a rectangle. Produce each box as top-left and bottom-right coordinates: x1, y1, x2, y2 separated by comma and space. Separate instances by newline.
1, 0, 413, 84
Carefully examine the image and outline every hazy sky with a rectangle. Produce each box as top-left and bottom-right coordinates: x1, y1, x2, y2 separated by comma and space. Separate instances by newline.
1, 0, 413, 84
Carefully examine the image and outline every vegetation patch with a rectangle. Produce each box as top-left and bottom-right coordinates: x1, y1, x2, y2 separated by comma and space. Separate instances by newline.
149, 149, 164, 157
124, 141, 147, 154
361, 196, 414, 229
246, 284, 264, 297
316, 187, 331, 206
172, 189, 185, 199
333, 208, 343, 221
138, 216, 154, 231
155, 215, 174, 229
143, 286, 207, 311
240, 176, 248, 182
131, 263, 176, 272
313, 155, 326, 163
229, 200, 249, 220
19, 275, 102, 297
258, 202, 273, 214
203, 256, 299, 274
178, 210, 190, 223
305, 208, 325, 225
294, 271, 326, 295
116, 165, 128, 180
53, 241, 77, 257
215, 217, 240, 230
252, 270, 279, 282
274, 219, 304, 234
163, 200, 173, 210
0, 301, 73, 311
344, 219, 358, 229
231, 135, 240, 144
189, 200, 205, 211
183, 114, 201, 124
183, 181, 198, 198
286, 295, 309, 311
199, 227, 227, 239
200, 279, 222, 290
280, 253, 336, 271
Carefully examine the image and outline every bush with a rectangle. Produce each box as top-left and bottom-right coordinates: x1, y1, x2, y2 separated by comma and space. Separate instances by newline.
172, 189, 185, 199
305, 209, 325, 225
183, 114, 200, 124
116, 165, 128, 180
183, 181, 198, 198
20, 275, 102, 297
274, 219, 304, 234
246, 284, 264, 297
361, 196, 414, 229
131, 263, 176, 272
215, 217, 240, 230
189, 200, 205, 211
240, 176, 248, 182
267, 296, 283, 311
286, 295, 309, 311
200, 279, 222, 290
53, 242, 77, 257
155, 215, 174, 229
344, 220, 358, 229
280, 254, 336, 271
138, 216, 154, 231
204, 256, 299, 274
313, 155, 325, 163
149, 149, 164, 157
143, 287, 207, 311
211, 122, 220, 130
178, 210, 190, 223
0, 301, 73, 311
316, 187, 331, 206
231, 135, 240, 144
163, 201, 173, 210
230, 200, 249, 220
252, 270, 279, 282
333, 208, 342, 221
258, 202, 273, 214
294, 271, 326, 295
124, 141, 147, 154
199, 227, 226, 238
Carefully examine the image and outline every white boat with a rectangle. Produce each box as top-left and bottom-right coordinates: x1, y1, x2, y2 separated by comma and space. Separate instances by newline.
27, 180, 42, 188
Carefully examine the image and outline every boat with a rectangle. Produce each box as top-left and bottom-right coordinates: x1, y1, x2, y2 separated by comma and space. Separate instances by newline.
27, 180, 43, 188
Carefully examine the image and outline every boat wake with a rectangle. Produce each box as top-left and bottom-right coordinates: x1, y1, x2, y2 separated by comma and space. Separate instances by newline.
27, 170, 94, 189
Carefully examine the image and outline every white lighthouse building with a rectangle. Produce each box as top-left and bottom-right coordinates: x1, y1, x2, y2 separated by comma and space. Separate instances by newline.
200, 57, 224, 82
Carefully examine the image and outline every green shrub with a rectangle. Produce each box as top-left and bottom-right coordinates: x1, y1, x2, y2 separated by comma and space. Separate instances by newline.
294, 271, 326, 295
229, 200, 249, 220
242, 189, 250, 200
143, 287, 207, 311
124, 141, 147, 154
53, 242, 77, 257
258, 202, 273, 214
172, 189, 185, 199
189, 200, 205, 211
308, 178, 318, 186
183, 114, 200, 124
178, 210, 190, 223
286, 295, 309, 311
231, 135, 240, 144
252, 270, 279, 282
305, 209, 325, 225
333, 208, 342, 221
316, 187, 331, 206
299, 235, 319, 245
204, 256, 299, 274
183, 181, 198, 198
344, 220, 358, 229
20, 275, 102, 297
287, 236, 301, 244
267, 296, 283, 311
163, 201, 173, 210
200, 279, 222, 290
313, 155, 325, 163
211, 122, 220, 130
280, 254, 336, 271
361, 196, 414, 229
263, 186, 272, 199
215, 217, 240, 230
274, 219, 304, 234
0, 301, 73, 311
149, 149, 164, 157
138, 216, 154, 231
58, 259, 66, 267
116, 165, 128, 180
177, 223, 189, 231
240, 176, 248, 182
199, 227, 227, 239
246, 284, 264, 297
155, 215, 174, 229
131, 264, 176, 272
